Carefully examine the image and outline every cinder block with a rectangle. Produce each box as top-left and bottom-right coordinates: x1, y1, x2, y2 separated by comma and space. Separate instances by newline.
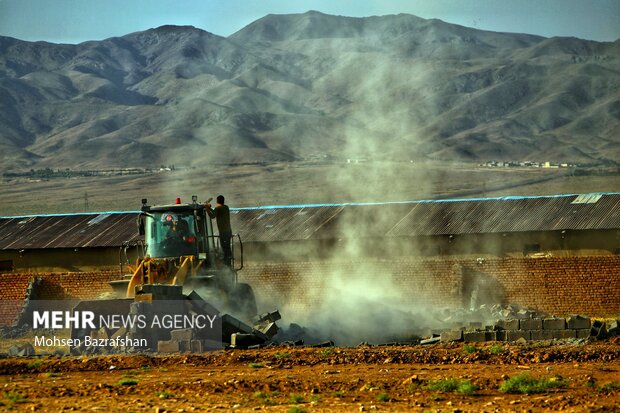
178, 340, 191, 352
171, 329, 194, 341
157, 340, 179, 353
506, 330, 530, 341
530, 330, 554, 341
485, 331, 497, 341
231, 333, 262, 347
575, 329, 591, 339
567, 315, 591, 330
190, 339, 203, 353
495, 331, 507, 341
553, 330, 576, 340
440, 330, 463, 343
463, 331, 486, 342
519, 318, 542, 330
496, 319, 519, 330
543, 318, 566, 330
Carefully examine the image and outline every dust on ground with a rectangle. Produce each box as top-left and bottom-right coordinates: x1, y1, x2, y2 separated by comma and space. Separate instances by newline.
0, 340, 618, 412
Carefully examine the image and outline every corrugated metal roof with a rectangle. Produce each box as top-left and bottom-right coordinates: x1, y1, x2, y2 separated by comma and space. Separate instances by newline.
0, 212, 141, 250
0, 193, 619, 250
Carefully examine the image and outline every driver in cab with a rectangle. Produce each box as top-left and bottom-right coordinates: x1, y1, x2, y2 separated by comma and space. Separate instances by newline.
162, 219, 196, 255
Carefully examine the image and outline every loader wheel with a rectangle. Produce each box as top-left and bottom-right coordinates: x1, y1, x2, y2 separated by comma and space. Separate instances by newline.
230, 283, 257, 322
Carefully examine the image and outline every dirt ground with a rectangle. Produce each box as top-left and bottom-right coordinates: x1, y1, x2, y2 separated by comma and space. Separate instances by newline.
0, 340, 618, 412
4, 161, 616, 217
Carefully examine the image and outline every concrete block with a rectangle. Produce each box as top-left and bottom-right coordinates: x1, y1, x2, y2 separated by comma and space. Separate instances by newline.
530, 330, 554, 341
170, 329, 194, 341
543, 318, 566, 330
575, 329, 591, 339
463, 331, 487, 342
253, 310, 282, 324
231, 333, 263, 348
178, 340, 191, 352
496, 319, 519, 330
485, 331, 497, 341
8, 343, 35, 357
606, 320, 619, 336
258, 322, 279, 338
519, 318, 542, 330
157, 340, 179, 353
506, 330, 530, 341
553, 330, 576, 340
111, 327, 127, 340
440, 330, 463, 343
190, 339, 203, 353
591, 321, 607, 339
495, 331, 507, 341
567, 315, 591, 330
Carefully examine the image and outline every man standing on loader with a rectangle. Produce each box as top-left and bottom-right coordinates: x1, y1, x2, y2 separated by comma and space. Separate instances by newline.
206, 195, 232, 266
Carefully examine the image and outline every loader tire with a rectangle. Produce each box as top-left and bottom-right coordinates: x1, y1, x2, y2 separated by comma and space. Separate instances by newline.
231, 283, 257, 322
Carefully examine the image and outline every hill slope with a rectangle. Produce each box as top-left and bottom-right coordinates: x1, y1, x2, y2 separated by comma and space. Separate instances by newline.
1, 11, 619, 170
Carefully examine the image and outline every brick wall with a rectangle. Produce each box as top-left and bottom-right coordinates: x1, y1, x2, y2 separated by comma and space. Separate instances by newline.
33, 271, 119, 300
239, 256, 620, 317
0, 274, 32, 327
1, 256, 618, 328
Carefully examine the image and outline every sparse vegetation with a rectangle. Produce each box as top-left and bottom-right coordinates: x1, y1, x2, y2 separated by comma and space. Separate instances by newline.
3, 391, 26, 405
462, 344, 479, 354
45, 372, 61, 377
118, 378, 139, 386
332, 390, 345, 397
253, 391, 276, 405
248, 362, 265, 368
157, 390, 174, 399
319, 348, 334, 357
288, 394, 305, 404
275, 352, 291, 360
288, 407, 308, 413
489, 344, 504, 355
499, 374, 566, 394
376, 392, 390, 402
427, 378, 478, 395
598, 382, 620, 393
26, 361, 42, 370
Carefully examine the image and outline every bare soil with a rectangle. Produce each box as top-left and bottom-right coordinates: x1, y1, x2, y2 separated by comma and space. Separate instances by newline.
0, 340, 618, 412
3, 161, 616, 216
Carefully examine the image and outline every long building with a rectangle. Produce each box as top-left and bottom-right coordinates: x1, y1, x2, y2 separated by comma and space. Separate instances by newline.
0, 192, 619, 272
0, 193, 619, 325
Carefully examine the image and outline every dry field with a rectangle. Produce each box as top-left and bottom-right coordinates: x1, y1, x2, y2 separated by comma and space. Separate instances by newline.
2, 162, 618, 216
0, 340, 618, 412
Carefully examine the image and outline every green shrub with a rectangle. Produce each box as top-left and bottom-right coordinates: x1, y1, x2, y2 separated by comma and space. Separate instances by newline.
489, 344, 504, 355
248, 362, 265, 368
376, 392, 390, 402
599, 382, 620, 393
118, 378, 139, 386
289, 394, 305, 404
499, 374, 566, 394
462, 344, 478, 354
427, 378, 477, 395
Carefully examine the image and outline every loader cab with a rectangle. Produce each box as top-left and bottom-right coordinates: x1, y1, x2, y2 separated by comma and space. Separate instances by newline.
139, 198, 217, 264
144, 211, 198, 258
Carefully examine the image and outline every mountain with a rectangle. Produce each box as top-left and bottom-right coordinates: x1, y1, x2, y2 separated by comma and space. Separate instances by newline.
0, 11, 619, 171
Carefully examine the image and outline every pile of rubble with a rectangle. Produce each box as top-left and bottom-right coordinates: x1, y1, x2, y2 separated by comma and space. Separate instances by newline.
421, 304, 619, 344
73, 285, 282, 354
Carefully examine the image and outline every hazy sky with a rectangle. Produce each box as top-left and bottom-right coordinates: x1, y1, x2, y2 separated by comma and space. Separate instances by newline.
0, 0, 619, 44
